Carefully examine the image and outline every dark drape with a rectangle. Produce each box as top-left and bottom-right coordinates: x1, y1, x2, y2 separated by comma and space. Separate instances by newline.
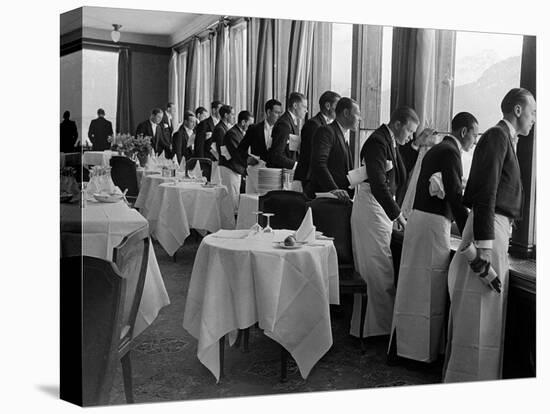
116, 48, 132, 134
213, 22, 228, 102
185, 37, 200, 112
390, 27, 419, 113
253, 19, 275, 121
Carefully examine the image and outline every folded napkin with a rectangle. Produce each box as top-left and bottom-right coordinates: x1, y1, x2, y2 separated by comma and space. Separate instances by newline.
158, 150, 166, 160
429, 172, 446, 199
296, 207, 316, 243
347, 161, 393, 188
178, 156, 186, 172
288, 134, 301, 152
190, 161, 203, 179
210, 162, 222, 185
220, 145, 232, 160
172, 155, 178, 166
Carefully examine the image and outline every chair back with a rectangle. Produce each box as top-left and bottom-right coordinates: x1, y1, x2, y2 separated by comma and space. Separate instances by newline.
112, 226, 149, 346
109, 156, 139, 197
186, 157, 212, 181
61, 255, 126, 406
308, 198, 354, 266
258, 190, 309, 230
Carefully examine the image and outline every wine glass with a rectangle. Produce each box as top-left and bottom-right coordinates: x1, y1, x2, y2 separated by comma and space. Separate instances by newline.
262, 213, 274, 233
250, 211, 263, 234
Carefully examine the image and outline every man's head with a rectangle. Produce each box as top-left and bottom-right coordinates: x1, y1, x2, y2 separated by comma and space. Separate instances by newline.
195, 106, 209, 122
451, 112, 479, 152
335, 97, 361, 131
97, 108, 105, 118
388, 106, 420, 145
150, 108, 163, 124
501, 88, 536, 137
287, 92, 308, 120
211, 100, 223, 118
319, 91, 341, 121
63, 111, 70, 120
237, 111, 254, 132
219, 105, 234, 125
183, 110, 197, 130
166, 102, 174, 116
265, 99, 283, 126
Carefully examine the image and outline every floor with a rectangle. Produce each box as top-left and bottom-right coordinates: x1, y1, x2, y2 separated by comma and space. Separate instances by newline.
107, 236, 444, 405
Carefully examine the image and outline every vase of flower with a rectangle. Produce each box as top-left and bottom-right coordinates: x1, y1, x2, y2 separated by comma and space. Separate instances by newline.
137, 153, 148, 167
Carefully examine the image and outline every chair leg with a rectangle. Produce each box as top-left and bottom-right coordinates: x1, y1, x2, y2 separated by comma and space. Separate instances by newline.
121, 352, 134, 403
243, 328, 250, 353
172, 251, 177, 262
219, 336, 225, 380
359, 293, 368, 354
280, 346, 288, 383
234, 329, 243, 348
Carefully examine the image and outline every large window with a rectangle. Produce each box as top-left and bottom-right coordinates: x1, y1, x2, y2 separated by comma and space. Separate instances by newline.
331, 23, 353, 97
380, 26, 393, 124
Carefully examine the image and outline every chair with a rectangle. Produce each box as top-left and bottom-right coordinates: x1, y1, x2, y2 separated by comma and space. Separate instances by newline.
112, 226, 150, 404
186, 157, 212, 182
308, 197, 368, 352
109, 156, 139, 205
258, 190, 310, 230
61, 256, 126, 406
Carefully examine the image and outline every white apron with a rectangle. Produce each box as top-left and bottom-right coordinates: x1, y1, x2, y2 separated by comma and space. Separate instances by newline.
245, 164, 261, 194
350, 183, 396, 337
389, 209, 451, 362
219, 165, 241, 214
443, 211, 511, 382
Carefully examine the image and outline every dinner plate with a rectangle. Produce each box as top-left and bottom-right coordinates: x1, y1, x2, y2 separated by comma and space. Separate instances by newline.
273, 242, 302, 250
93, 193, 124, 203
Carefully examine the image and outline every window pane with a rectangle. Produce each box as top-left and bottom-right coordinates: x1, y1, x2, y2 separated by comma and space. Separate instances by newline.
380, 26, 393, 124
453, 31, 523, 133
331, 23, 353, 97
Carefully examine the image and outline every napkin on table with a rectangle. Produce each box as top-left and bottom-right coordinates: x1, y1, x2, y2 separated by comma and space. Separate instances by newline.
429, 172, 446, 199
190, 161, 203, 179
178, 156, 186, 172
295, 207, 316, 243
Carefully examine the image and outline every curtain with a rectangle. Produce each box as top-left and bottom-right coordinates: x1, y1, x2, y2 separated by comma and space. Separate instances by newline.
274, 19, 292, 105
286, 20, 315, 97
116, 48, 132, 134
253, 19, 275, 121
308, 22, 333, 117
229, 20, 247, 113
168, 50, 179, 130
177, 48, 187, 116
213, 22, 229, 102
199, 38, 211, 108
185, 37, 201, 113
247, 18, 260, 113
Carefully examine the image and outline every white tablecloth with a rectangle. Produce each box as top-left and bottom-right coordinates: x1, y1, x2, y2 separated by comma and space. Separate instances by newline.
134, 174, 174, 217
235, 193, 260, 230
82, 150, 117, 166
183, 229, 339, 382
146, 182, 236, 256
60, 201, 170, 337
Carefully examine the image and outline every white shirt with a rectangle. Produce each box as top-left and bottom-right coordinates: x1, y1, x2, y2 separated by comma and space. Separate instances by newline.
448, 134, 464, 153
322, 114, 332, 125
384, 124, 397, 148
165, 111, 172, 128
185, 126, 195, 148
289, 111, 299, 128
212, 116, 220, 126
150, 121, 158, 136
336, 121, 350, 144
264, 121, 274, 149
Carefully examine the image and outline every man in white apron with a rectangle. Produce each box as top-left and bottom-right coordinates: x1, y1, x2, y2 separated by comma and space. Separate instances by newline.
443, 88, 536, 382
350, 106, 419, 338
388, 112, 478, 364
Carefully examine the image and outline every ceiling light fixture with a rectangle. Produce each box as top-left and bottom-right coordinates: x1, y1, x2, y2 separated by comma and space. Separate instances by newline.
111, 24, 122, 43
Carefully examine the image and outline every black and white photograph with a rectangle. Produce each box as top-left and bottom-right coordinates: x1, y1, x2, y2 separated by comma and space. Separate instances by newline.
3, 0, 548, 412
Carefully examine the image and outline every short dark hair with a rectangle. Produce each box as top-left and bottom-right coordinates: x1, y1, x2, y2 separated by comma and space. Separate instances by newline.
238, 110, 253, 124
335, 97, 358, 116
151, 108, 163, 116
63, 111, 70, 119
265, 99, 282, 113
319, 91, 341, 108
219, 105, 233, 118
211, 100, 223, 110
389, 106, 420, 126
451, 112, 478, 132
287, 92, 306, 108
166, 102, 174, 109
500, 88, 534, 114
195, 106, 208, 117
183, 110, 196, 122
97, 108, 105, 116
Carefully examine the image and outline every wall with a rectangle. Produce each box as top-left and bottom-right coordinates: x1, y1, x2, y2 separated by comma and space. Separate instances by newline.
60, 50, 82, 137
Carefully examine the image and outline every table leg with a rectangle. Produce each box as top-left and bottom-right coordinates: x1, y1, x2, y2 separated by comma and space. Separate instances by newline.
280, 346, 288, 383
219, 335, 225, 379
243, 328, 250, 353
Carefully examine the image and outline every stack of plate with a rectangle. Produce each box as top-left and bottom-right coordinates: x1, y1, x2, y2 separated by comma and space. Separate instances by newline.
258, 168, 282, 195
282, 168, 294, 190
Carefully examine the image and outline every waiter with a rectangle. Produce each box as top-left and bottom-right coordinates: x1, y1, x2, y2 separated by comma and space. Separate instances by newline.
388, 112, 477, 364
443, 88, 535, 382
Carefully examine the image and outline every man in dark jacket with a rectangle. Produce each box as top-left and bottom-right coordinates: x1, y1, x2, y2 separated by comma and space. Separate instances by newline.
172, 110, 197, 163
60, 110, 78, 153
88, 108, 114, 151
194, 100, 222, 159
135, 108, 172, 157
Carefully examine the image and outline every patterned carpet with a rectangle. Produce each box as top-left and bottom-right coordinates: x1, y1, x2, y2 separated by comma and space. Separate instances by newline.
107, 236, 443, 405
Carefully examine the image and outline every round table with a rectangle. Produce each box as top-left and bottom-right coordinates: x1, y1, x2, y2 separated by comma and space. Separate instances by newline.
183, 229, 339, 382
146, 181, 236, 256
135, 174, 179, 217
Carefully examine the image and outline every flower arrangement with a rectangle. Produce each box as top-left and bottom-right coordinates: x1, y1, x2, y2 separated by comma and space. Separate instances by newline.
108, 133, 153, 166
60, 166, 77, 177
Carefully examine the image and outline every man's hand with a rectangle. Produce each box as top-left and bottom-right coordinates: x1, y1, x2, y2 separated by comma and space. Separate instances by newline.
330, 189, 350, 202
247, 156, 259, 166
395, 214, 407, 231
470, 247, 492, 273
415, 128, 438, 147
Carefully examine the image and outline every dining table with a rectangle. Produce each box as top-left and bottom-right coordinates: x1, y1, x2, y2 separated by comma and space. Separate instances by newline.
183, 229, 339, 382
60, 199, 170, 337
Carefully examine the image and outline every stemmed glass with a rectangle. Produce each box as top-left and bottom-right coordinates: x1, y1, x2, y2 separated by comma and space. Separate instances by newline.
262, 213, 274, 233
250, 211, 263, 234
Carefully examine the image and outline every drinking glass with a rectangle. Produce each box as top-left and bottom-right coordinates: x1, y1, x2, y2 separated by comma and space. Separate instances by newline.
262, 213, 274, 233
250, 211, 263, 234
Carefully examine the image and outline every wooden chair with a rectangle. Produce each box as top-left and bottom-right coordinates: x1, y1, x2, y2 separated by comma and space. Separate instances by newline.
61, 256, 126, 406
109, 156, 139, 205
308, 197, 368, 352
186, 157, 212, 181
112, 226, 150, 404
258, 190, 310, 230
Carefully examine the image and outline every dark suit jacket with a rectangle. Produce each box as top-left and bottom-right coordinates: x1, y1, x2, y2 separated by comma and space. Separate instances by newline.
60, 119, 78, 153
295, 112, 328, 182
238, 120, 270, 162
361, 124, 407, 221
211, 121, 230, 163
194, 116, 217, 159
135, 120, 172, 157
171, 125, 194, 164
88, 117, 113, 151
413, 136, 469, 234
463, 120, 523, 241
220, 125, 247, 176
161, 111, 174, 137
310, 122, 354, 197
267, 111, 298, 169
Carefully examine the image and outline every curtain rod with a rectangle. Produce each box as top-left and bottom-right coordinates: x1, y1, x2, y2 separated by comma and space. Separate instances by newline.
173, 16, 240, 51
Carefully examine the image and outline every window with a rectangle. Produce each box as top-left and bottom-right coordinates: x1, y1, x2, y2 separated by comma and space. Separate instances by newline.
380, 26, 393, 124
331, 23, 353, 97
